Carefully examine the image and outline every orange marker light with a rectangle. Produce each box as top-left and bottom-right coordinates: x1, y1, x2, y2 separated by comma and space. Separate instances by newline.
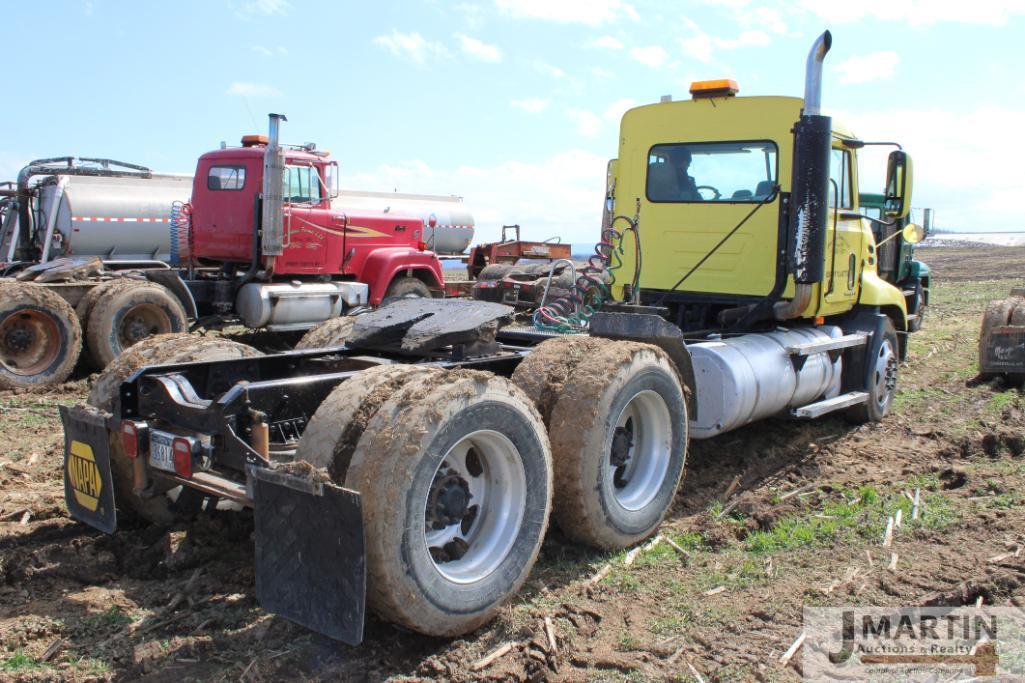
241, 134, 270, 146
689, 79, 740, 98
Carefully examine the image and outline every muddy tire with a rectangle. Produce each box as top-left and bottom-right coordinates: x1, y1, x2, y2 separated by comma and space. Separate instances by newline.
383, 276, 432, 301
295, 315, 357, 350
477, 264, 518, 281
88, 333, 262, 525
847, 318, 899, 424
75, 279, 127, 368
544, 341, 688, 549
512, 335, 616, 425
296, 364, 442, 480
85, 280, 188, 370
978, 297, 1018, 379
343, 370, 552, 637
0, 281, 82, 390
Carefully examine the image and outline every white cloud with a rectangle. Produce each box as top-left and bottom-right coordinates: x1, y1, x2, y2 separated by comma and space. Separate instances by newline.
603, 98, 636, 123
629, 45, 669, 68
590, 35, 624, 50
232, 0, 290, 19
591, 66, 616, 79
680, 22, 773, 64
341, 150, 609, 244
511, 98, 550, 113
251, 45, 287, 57
532, 59, 565, 78
495, 0, 638, 26
839, 105, 1025, 230
833, 51, 899, 84
456, 33, 502, 62
567, 108, 602, 138
372, 30, 451, 66
680, 32, 714, 63
225, 81, 281, 97
800, 0, 1025, 26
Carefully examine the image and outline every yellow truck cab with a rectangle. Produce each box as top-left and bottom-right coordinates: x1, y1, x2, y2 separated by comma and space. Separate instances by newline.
607, 77, 918, 344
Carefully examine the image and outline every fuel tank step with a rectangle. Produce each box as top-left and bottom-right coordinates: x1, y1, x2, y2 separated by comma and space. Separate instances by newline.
785, 332, 867, 357
791, 391, 869, 419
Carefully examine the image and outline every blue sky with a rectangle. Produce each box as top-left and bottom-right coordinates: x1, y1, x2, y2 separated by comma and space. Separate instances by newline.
3, 0, 1024, 244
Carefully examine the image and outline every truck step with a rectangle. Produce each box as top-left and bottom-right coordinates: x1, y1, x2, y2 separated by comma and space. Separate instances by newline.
791, 391, 869, 419
786, 332, 867, 357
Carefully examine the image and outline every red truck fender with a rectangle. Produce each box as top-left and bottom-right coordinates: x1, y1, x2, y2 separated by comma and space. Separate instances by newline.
360, 248, 445, 305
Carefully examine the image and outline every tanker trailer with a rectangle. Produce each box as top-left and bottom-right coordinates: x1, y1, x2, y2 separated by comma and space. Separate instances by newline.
332, 189, 474, 255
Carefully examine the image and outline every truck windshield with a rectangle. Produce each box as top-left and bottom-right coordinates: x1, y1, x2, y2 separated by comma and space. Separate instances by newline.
647, 141, 777, 203
283, 165, 322, 205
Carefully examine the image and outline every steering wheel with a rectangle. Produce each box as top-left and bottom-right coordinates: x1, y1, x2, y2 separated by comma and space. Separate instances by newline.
696, 185, 722, 201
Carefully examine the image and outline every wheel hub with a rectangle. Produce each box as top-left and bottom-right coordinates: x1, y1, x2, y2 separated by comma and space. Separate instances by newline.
3, 325, 32, 353
124, 316, 151, 343
427, 474, 472, 528
610, 424, 633, 468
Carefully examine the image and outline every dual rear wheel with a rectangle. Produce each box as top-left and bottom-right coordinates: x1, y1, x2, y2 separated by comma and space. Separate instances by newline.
296, 336, 689, 637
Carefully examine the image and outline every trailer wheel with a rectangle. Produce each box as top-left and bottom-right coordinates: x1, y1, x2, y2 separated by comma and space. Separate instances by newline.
295, 315, 357, 350
846, 318, 899, 424
383, 276, 432, 302
297, 364, 442, 480
88, 333, 262, 525
512, 335, 616, 424
85, 280, 188, 369
545, 341, 688, 549
477, 264, 518, 281
0, 281, 82, 390
344, 370, 552, 637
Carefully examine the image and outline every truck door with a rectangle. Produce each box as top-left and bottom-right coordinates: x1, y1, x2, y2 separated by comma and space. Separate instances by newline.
822, 146, 863, 308
278, 163, 333, 274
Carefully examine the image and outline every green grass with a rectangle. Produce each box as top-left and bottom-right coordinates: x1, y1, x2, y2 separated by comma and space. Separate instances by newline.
0, 651, 44, 673
82, 605, 134, 631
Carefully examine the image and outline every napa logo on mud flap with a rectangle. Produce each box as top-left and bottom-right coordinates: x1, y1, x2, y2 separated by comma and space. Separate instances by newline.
67, 440, 103, 512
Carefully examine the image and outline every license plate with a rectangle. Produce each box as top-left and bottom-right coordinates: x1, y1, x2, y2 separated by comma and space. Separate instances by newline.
149, 430, 176, 472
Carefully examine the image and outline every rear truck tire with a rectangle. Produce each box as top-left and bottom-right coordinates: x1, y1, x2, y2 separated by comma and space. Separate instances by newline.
978, 297, 1019, 379
88, 333, 262, 525
295, 315, 357, 350
846, 318, 899, 424
383, 276, 432, 302
477, 264, 518, 281
532, 340, 688, 549
0, 281, 82, 390
342, 370, 553, 637
85, 280, 188, 370
907, 282, 926, 333
75, 278, 129, 369
511, 335, 619, 425
297, 364, 442, 480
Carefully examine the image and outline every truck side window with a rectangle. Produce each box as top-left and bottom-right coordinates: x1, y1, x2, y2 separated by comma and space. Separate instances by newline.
207, 166, 245, 191
283, 165, 322, 204
828, 149, 852, 209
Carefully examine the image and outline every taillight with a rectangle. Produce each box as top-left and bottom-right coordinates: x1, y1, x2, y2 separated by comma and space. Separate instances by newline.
120, 420, 147, 459
172, 437, 194, 478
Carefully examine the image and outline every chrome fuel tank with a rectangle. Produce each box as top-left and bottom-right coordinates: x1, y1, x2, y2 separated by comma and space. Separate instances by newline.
689, 326, 843, 439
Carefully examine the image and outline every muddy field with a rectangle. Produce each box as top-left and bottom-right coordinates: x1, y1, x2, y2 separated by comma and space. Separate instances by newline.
2, 247, 1025, 681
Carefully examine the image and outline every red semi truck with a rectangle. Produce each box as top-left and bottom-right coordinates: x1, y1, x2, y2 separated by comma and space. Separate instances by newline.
0, 114, 446, 389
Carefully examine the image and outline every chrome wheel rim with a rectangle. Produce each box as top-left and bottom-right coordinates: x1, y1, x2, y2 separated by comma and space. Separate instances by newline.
423, 430, 526, 584
873, 337, 898, 411
607, 390, 673, 511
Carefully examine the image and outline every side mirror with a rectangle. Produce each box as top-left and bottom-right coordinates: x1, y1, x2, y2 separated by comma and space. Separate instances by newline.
901, 223, 925, 244
883, 150, 913, 220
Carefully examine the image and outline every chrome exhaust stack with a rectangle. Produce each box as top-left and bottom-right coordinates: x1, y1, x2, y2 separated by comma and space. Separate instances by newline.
775, 30, 833, 321
261, 113, 287, 257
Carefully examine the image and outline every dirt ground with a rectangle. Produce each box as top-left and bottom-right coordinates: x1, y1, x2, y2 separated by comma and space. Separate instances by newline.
2, 246, 1025, 681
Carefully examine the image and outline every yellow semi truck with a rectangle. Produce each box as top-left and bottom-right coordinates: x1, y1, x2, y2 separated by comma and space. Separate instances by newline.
57, 31, 928, 644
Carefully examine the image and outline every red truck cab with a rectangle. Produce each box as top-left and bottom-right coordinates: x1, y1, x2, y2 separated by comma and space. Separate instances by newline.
189, 136, 445, 305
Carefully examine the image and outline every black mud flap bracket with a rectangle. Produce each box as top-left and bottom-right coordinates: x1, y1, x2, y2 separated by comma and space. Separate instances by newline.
249, 466, 366, 645
59, 405, 117, 534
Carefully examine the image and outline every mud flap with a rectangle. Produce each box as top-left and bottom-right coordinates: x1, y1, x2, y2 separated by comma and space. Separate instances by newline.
59, 406, 117, 534
984, 327, 1025, 373
249, 466, 366, 644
